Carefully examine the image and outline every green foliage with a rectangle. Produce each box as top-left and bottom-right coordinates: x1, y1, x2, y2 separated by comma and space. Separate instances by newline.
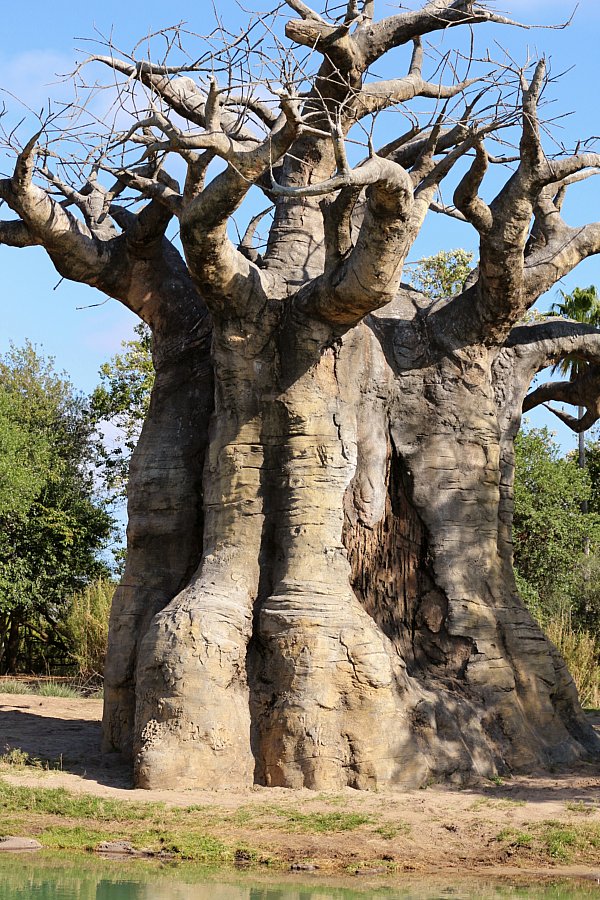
513, 427, 598, 617
62, 578, 114, 678
583, 440, 600, 517
550, 285, 600, 379
91, 323, 154, 498
0, 343, 114, 674
409, 249, 474, 300
513, 427, 600, 704
0, 389, 51, 519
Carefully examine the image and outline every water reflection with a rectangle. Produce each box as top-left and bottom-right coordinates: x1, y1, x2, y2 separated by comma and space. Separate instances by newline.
0, 858, 598, 900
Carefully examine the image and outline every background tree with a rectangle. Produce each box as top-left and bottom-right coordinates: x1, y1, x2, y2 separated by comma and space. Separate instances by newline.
548, 286, 600, 477
512, 427, 598, 617
0, 344, 114, 674
1, 1, 600, 789
409, 249, 474, 300
91, 324, 154, 501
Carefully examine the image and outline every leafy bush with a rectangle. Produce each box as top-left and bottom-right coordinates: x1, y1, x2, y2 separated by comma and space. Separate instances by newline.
513, 427, 598, 620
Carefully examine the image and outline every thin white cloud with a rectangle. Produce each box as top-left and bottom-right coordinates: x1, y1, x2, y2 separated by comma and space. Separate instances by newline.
0, 50, 74, 115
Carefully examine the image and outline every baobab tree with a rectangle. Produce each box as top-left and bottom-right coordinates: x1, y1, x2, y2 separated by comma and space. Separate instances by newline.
1, 0, 599, 790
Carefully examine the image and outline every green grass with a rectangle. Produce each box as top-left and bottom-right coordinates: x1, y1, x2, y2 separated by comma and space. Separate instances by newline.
0, 679, 34, 694
0, 780, 234, 862
544, 826, 578, 861
270, 808, 372, 833
497, 827, 533, 849
496, 821, 600, 864
488, 774, 504, 786
566, 800, 595, 814
0, 748, 64, 770
35, 682, 81, 699
0, 781, 374, 862
373, 822, 411, 839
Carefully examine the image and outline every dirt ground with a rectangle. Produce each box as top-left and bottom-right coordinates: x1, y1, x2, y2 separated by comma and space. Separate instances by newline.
1, 691, 599, 881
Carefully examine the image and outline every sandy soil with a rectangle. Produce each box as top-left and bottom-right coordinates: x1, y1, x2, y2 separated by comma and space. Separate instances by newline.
1, 691, 599, 880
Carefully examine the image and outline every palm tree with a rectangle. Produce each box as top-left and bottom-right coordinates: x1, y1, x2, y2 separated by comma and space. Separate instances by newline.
550, 286, 600, 549
551, 285, 600, 470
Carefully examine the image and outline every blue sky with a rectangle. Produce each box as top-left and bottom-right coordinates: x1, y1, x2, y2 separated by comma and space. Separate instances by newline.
1, 0, 599, 451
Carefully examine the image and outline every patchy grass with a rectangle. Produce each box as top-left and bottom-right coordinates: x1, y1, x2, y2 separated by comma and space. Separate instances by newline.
0, 780, 234, 862
0, 781, 378, 864
565, 800, 595, 815
497, 828, 534, 849
496, 820, 600, 864
0, 748, 64, 771
487, 775, 505, 787
471, 797, 526, 811
271, 808, 372, 833
373, 822, 411, 840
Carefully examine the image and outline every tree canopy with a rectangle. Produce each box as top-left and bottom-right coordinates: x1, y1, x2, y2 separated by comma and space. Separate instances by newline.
0, 344, 114, 673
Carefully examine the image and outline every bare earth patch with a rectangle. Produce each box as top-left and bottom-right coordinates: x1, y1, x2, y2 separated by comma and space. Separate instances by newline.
1, 692, 599, 881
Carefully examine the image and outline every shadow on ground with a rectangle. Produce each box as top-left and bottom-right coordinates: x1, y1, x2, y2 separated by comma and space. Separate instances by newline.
0, 698, 131, 789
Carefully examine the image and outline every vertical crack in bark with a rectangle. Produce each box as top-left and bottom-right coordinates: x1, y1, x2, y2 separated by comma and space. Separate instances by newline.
343, 438, 474, 681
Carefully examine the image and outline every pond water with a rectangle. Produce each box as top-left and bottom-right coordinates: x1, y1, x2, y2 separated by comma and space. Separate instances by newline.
0, 858, 598, 900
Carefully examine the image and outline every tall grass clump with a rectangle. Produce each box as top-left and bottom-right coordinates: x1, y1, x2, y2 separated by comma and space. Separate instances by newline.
0, 679, 33, 695
63, 579, 115, 679
36, 681, 81, 699
546, 615, 600, 709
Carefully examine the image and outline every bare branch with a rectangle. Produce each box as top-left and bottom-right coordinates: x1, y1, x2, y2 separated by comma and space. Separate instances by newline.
359, 2, 530, 68
0, 218, 38, 248
429, 200, 466, 221
294, 155, 415, 326
351, 38, 478, 119
453, 139, 493, 232
239, 205, 272, 264
284, 0, 327, 23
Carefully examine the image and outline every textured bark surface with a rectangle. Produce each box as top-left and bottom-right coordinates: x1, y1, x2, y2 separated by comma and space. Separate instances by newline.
113, 302, 599, 790
2, 0, 600, 791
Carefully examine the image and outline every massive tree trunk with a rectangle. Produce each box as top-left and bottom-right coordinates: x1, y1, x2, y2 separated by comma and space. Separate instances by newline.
103, 293, 598, 790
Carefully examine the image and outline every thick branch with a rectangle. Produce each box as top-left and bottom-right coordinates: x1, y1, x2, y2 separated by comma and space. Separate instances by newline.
505, 319, 600, 373
359, 1, 527, 68
453, 140, 492, 232
296, 156, 414, 327
179, 100, 301, 302
523, 372, 600, 416
351, 38, 477, 118
0, 219, 38, 248
0, 143, 108, 279
525, 221, 600, 305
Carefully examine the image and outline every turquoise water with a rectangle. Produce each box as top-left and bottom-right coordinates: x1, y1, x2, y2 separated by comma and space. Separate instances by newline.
0, 859, 598, 899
